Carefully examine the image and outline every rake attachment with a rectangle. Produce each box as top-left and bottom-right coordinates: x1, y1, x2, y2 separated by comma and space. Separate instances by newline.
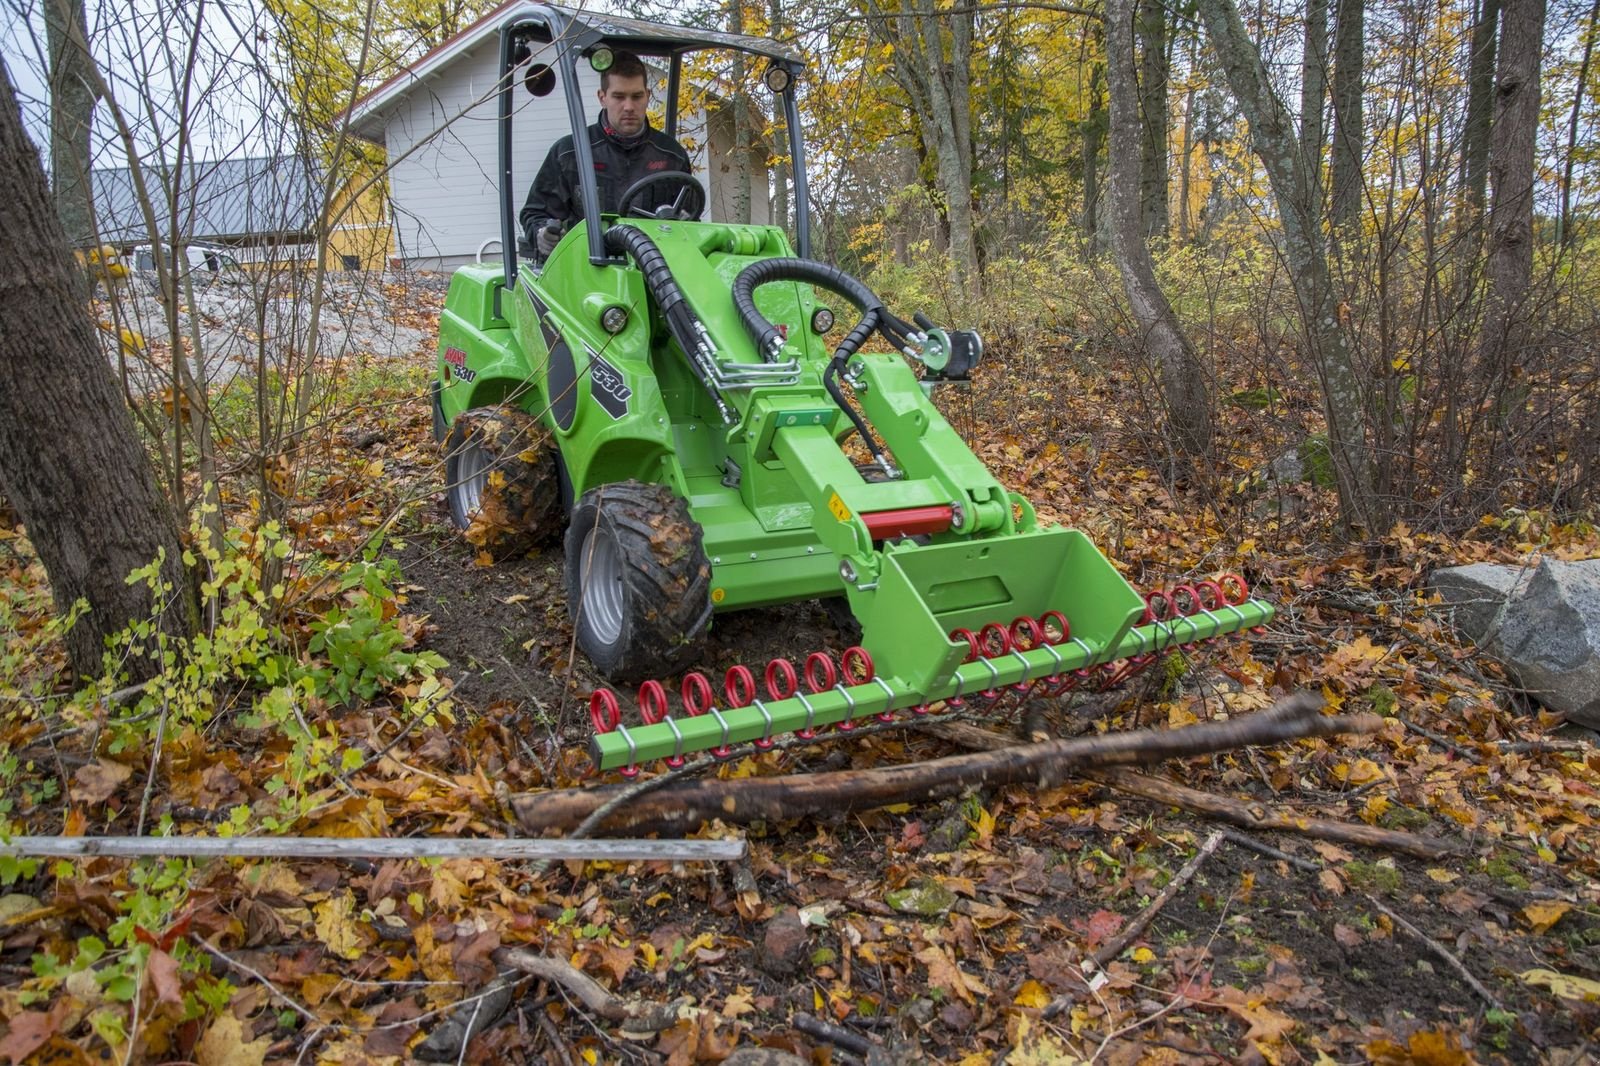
588, 573, 1273, 775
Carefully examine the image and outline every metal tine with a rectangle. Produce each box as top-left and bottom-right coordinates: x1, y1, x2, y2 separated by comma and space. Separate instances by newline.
1070, 635, 1096, 665
752, 698, 776, 746
795, 690, 818, 735
870, 676, 897, 721
708, 704, 733, 754
615, 722, 640, 776
664, 715, 686, 765
833, 678, 859, 731
977, 655, 1001, 691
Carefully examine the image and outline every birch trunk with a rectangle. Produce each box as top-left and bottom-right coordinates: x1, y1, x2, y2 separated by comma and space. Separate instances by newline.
1108, 0, 1212, 455
1196, 0, 1383, 532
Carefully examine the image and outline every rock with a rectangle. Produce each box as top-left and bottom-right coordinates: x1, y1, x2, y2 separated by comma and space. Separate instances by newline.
723, 1050, 809, 1066
1266, 448, 1304, 484
1430, 557, 1600, 728
757, 909, 809, 978
1428, 563, 1528, 642
885, 879, 956, 917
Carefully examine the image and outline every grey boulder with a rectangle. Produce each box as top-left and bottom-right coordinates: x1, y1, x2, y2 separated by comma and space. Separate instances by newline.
1429, 558, 1600, 728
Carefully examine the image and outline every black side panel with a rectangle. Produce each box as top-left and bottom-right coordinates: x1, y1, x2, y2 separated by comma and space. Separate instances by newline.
530, 292, 578, 432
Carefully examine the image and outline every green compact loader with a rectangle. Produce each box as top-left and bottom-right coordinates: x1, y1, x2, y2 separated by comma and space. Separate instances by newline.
433, 4, 1274, 774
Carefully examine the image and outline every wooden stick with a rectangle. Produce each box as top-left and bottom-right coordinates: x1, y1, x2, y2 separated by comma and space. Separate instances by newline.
494, 948, 686, 1033
1220, 829, 1319, 872
793, 1012, 879, 1056
1092, 830, 1224, 967
1365, 895, 1504, 1011
514, 692, 1381, 834
0, 836, 746, 862
1084, 767, 1460, 860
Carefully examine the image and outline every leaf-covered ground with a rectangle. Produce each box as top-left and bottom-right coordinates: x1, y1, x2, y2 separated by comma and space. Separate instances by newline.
2, 278, 1598, 1064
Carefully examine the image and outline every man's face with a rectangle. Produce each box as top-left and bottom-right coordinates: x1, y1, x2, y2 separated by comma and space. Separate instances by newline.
599, 74, 649, 136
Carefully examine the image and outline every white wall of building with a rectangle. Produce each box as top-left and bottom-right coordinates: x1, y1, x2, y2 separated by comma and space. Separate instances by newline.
372, 41, 770, 270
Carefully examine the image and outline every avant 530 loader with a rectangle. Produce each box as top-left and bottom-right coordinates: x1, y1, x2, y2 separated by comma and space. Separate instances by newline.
432, 4, 1274, 775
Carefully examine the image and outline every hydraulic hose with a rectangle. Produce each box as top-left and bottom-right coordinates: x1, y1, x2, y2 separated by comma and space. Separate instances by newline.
603, 225, 733, 421
730, 258, 921, 360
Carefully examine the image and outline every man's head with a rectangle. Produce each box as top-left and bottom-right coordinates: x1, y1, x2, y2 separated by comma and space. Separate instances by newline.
598, 51, 651, 137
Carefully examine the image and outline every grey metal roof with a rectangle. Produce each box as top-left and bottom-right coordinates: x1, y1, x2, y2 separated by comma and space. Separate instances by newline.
89, 155, 321, 245
525, 4, 805, 65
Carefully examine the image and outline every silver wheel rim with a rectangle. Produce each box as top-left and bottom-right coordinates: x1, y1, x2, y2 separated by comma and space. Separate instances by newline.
579, 525, 625, 645
450, 441, 492, 522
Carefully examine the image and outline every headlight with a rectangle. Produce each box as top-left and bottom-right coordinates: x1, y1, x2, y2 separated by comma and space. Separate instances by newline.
811, 307, 835, 334
764, 64, 791, 93
600, 306, 629, 334
589, 47, 614, 73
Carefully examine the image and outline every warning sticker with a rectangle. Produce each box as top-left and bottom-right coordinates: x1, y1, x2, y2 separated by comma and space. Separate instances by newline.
828, 493, 851, 523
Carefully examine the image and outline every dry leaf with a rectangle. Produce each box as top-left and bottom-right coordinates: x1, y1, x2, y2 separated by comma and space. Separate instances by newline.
1013, 978, 1051, 1009
72, 759, 133, 804
1520, 967, 1600, 1002
196, 1013, 271, 1066
313, 890, 366, 960
1520, 900, 1571, 934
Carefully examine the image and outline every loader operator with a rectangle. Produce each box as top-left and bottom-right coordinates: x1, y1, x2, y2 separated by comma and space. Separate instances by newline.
520, 50, 693, 258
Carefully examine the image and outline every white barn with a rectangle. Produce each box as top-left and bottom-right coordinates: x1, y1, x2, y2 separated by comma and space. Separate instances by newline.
347, 0, 770, 270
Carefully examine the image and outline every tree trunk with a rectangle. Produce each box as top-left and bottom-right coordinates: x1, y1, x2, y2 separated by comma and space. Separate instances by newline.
767, 0, 790, 231
1136, 0, 1169, 240
1197, 0, 1383, 533
1480, 0, 1546, 378
1557, 0, 1598, 246
867, 0, 980, 299
1299, 0, 1327, 214
1107, 0, 1212, 455
44, 0, 100, 250
1081, 62, 1107, 252
0, 66, 195, 680
1461, 0, 1501, 224
1328, 0, 1363, 230
728, 0, 753, 225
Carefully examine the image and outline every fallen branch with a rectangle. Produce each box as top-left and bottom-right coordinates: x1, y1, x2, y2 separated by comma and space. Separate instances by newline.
1092, 830, 1224, 967
495, 948, 687, 1034
793, 1012, 879, 1056
0, 836, 746, 862
1365, 895, 1503, 1011
1085, 767, 1460, 860
925, 713, 1458, 860
514, 692, 1379, 835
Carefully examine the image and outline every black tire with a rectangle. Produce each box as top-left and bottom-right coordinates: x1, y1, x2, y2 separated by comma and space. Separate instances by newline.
443, 407, 564, 558
565, 481, 712, 683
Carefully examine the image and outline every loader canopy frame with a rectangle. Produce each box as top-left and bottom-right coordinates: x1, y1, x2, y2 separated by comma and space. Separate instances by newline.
493, 2, 812, 282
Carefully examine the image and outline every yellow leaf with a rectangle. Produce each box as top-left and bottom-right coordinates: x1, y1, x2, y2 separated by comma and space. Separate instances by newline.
1361, 794, 1391, 825
313, 890, 365, 961
1521, 901, 1572, 934
965, 804, 996, 843
363, 459, 384, 478
1013, 979, 1051, 1008
487, 470, 506, 488
1131, 946, 1157, 964
581, 1049, 598, 1065
196, 1013, 271, 1066
1425, 868, 1460, 883
1340, 758, 1384, 786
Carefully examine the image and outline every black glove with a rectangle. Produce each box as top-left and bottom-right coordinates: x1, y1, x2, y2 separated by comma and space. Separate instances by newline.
536, 221, 565, 257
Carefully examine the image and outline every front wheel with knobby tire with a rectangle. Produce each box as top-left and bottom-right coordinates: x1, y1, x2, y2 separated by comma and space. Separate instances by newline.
565, 481, 712, 683
443, 406, 564, 559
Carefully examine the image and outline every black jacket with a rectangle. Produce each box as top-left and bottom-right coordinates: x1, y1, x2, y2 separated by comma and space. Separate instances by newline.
519, 111, 692, 241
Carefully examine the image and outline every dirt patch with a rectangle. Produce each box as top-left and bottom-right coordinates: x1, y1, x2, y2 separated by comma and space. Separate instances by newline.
398, 494, 854, 738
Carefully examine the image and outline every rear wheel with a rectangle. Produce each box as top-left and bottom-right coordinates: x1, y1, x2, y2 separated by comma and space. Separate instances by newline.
565, 481, 712, 683
443, 407, 563, 558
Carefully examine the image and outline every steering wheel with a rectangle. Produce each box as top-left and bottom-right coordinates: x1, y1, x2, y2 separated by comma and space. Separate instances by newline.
616, 171, 707, 221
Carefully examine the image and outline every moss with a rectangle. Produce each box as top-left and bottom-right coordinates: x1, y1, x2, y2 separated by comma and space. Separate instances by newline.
1483, 855, 1531, 890
1379, 806, 1431, 831
1345, 861, 1404, 895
